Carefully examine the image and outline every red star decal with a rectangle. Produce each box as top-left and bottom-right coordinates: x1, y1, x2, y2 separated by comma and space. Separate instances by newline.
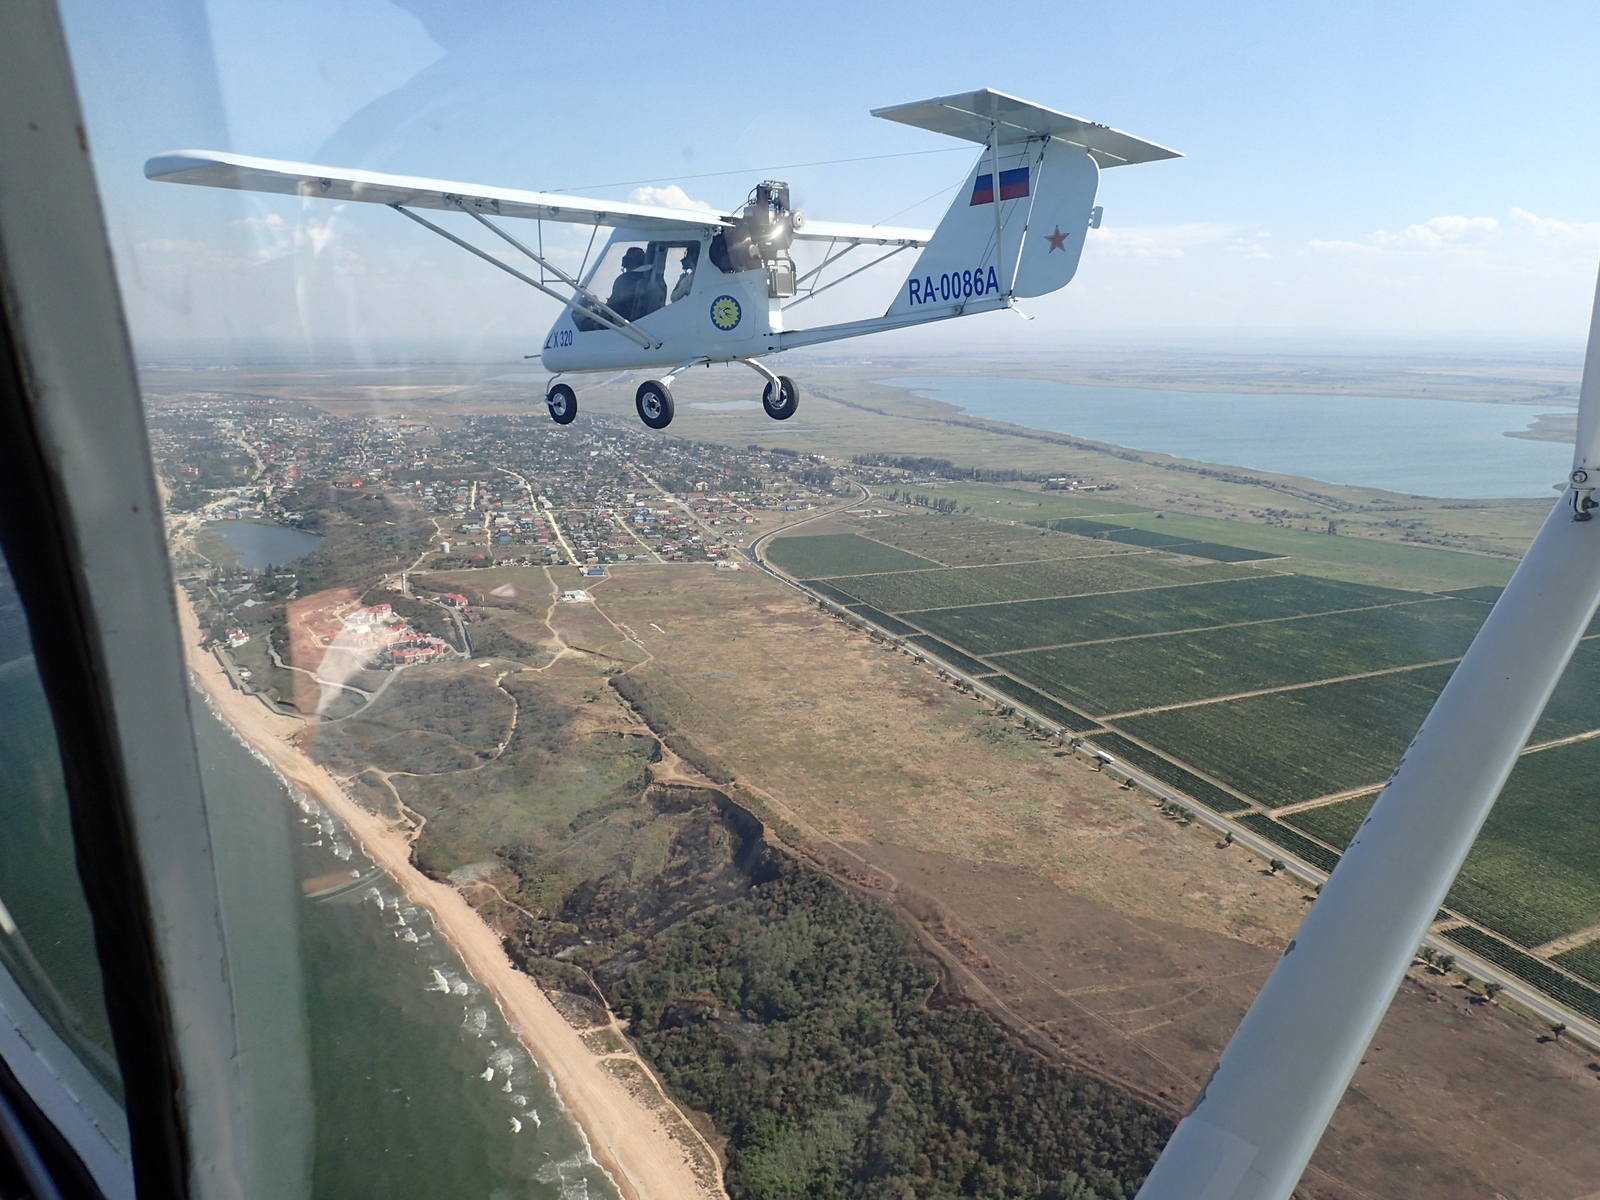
1045, 225, 1069, 252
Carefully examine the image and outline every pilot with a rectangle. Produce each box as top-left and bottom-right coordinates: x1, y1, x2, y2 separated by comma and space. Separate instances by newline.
604, 246, 652, 320
669, 243, 700, 303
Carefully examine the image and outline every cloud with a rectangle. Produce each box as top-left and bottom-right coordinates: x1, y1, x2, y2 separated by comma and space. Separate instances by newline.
627, 184, 716, 212
1370, 215, 1499, 250
1307, 239, 1382, 256
1511, 206, 1600, 247
1087, 221, 1228, 259
1230, 238, 1272, 260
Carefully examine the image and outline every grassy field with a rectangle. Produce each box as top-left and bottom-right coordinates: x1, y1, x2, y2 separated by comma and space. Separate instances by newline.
912, 574, 1427, 657
833, 555, 1255, 613
1003, 603, 1484, 716
1118, 665, 1458, 807
766, 532, 936, 577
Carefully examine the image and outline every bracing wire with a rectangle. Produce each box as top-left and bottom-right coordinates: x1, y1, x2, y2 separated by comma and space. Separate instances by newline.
545, 145, 969, 195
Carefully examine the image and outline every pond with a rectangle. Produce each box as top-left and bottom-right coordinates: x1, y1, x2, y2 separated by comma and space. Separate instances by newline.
219, 521, 323, 569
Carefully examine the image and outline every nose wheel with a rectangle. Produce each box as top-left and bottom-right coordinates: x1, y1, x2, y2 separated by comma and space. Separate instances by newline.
546, 383, 577, 425
636, 380, 675, 429
762, 375, 799, 421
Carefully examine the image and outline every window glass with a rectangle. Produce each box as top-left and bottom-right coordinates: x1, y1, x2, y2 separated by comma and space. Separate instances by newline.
575, 239, 699, 329
0, 553, 128, 1145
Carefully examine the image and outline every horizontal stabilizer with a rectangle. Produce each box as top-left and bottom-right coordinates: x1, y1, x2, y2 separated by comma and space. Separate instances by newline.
144, 150, 728, 233
872, 89, 1181, 167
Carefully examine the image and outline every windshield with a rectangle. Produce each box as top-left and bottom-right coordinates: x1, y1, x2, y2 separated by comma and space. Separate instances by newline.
21, 1, 1600, 1198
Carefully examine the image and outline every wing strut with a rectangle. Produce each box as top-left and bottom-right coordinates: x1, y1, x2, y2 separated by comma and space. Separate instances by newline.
783, 242, 913, 311
388, 203, 660, 350
1135, 264, 1600, 1200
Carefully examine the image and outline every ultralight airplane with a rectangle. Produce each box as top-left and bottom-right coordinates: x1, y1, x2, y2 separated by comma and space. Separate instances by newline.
145, 89, 1179, 430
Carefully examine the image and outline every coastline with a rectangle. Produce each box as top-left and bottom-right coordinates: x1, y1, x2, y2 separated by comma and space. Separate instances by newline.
174, 589, 722, 1200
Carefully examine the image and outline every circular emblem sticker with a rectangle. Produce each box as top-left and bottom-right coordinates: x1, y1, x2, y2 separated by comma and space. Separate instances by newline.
709, 294, 742, 331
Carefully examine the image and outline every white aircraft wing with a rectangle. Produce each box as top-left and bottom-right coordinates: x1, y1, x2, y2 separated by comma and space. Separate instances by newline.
792, 219, 932, 248
143, 150, 729, 233
873, 88, 1182, 167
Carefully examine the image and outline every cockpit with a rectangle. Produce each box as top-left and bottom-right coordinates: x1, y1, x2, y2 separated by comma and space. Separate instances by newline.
573, 239, 700, 330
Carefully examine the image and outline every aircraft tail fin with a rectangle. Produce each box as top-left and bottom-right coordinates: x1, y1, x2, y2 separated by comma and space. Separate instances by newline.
885, 139, 1099, 318
875, 89, 1177, 319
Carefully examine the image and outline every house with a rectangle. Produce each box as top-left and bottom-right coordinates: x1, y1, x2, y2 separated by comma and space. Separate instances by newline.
225, 627, 250, 648
560, 589, 590, 602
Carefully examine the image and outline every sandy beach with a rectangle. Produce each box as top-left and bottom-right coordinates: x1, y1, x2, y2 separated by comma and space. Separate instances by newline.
175, 591, 722, 1200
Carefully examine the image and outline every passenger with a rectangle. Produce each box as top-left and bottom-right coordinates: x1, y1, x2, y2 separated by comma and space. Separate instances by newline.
669, 243, 700, 303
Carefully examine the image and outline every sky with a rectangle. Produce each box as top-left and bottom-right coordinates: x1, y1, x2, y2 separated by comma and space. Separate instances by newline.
56, 0, 1600, 358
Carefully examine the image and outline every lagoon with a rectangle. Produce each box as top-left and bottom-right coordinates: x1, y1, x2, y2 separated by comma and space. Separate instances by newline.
877, 377, 1574, 499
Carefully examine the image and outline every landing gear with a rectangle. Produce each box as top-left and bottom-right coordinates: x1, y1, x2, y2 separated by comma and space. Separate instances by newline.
546, 383, 577, 425
762, 375, 799, 421
636, 380, 675, 429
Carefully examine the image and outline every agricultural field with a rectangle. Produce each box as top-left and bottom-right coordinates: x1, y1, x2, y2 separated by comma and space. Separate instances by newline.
905, 635, 995, 680
765, 532, 936, 577
1116, 665, 1459, 807
829, 554, 1253, 613
1438, 738, 1600, 947
1085, 732, 1249, 814
1038, 518, 1285, 562
1284, 738, 1600, 950
1282, 794, 1377, 849
846, 604, 921, 637
985, 675, 1101, 733
770, 492, 1600, 1022
1002, 602, 1485, 717
1555, 939, 1600, 986
1235, 813, 1342, 872
852, 510, 1144, 565
1442, 926, 1600, 1022
912, 574, 1426, 657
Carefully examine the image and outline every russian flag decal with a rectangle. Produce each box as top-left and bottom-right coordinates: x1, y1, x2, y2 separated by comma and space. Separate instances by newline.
970, 167, 1029, 205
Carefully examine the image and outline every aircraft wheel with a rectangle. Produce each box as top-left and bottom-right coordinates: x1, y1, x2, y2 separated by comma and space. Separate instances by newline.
546, 383, 577, 425
636, 381, 675, 429
762, 375, 799, 420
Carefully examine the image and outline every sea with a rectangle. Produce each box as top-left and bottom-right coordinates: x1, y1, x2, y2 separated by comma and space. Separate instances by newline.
876, 377, 1576, 500
190, 705, 616, 1200
219, 521, 324, 569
